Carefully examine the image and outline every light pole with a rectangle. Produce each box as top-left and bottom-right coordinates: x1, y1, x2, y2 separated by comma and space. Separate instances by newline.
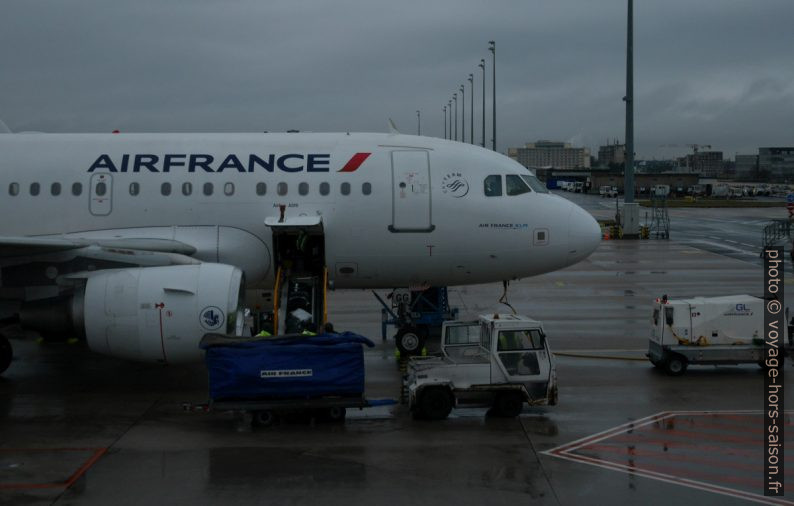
468, 73, 474, 145
459, 84, 465, 143
624, 0, 634, 204
416, 110, 421, 136
479, 58, 485, 147
488, 40, 496, 151
453, 93, 458, 141
443, 106, 447, 139
448, 100, 452, 140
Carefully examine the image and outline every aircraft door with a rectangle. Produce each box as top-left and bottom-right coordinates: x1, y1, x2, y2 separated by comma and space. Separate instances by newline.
390, 150, 434, 232
89, 173, 113, 216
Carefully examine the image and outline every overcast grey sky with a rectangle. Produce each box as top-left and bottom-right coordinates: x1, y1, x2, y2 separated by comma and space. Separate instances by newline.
0, 0, 791, 159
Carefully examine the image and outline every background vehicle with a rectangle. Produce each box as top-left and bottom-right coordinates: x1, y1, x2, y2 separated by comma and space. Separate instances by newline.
648, 294, 791, 375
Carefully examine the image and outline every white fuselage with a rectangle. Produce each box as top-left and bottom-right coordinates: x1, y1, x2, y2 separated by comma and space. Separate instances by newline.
0, 132, 601, 290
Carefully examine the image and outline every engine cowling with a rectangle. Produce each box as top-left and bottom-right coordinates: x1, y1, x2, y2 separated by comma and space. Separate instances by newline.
82, 264, 244, 363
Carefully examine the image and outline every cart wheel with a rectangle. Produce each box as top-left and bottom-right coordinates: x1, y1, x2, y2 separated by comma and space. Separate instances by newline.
252, 410, 277, 427
0, 335, 12, 375
395, 326, 425, 357
419, 387, 452, 420
664, 356, 687, 376
323, 406, 347, 424
492, 392, 524, 418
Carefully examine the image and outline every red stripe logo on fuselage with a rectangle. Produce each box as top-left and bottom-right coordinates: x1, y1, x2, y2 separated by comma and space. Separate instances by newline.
338, 152, 371, 172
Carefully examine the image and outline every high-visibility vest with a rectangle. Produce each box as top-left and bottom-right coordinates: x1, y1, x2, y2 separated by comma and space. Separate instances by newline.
257, 330, 272, 337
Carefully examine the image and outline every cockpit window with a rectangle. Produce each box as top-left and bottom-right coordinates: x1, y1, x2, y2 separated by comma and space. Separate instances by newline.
521, 174, 549, 193
506, 175, 532, 196
484, 175, 502, 196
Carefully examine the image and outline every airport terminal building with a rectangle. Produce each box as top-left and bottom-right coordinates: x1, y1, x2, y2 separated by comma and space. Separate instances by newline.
508, 140, 590, 171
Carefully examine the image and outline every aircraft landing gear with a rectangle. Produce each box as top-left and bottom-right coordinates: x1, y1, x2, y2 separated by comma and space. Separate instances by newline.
0, 334, 12, 375
395, 326, 426, 356
374, 287, 458, 357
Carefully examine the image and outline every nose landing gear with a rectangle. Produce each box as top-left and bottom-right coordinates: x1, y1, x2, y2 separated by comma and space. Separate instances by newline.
374, 287, 458, 357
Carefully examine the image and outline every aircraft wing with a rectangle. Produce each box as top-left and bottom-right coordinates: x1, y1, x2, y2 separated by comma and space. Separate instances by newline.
0, 236, 197, 258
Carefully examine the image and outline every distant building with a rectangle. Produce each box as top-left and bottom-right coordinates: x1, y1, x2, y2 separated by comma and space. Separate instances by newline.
735, 154, 758, 180
508, 140, 590, 170
677, 151, 723, 178
597, 141, 625, 167
758, 147, 794, 181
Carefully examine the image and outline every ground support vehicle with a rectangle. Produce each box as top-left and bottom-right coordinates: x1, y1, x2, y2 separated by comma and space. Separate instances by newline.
405, 314, 557, 420
374, 287, 459, 356
648, 294, 793, 375
191, 331, 394, 427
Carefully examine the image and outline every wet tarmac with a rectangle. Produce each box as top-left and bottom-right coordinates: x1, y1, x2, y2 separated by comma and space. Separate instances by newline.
1, 194, 793, 505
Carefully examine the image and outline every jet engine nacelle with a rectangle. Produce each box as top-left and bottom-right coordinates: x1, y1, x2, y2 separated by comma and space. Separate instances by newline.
83, 263, 244, 363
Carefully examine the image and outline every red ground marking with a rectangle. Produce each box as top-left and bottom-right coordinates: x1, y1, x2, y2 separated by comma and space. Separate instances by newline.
580, 439, 794, 461
556, 450, 794, 506
545, 411, 794, 505
580, 443, 794, 476
610, 426, 763, 445
0, 447, 107, 490
635, 417, 766, 435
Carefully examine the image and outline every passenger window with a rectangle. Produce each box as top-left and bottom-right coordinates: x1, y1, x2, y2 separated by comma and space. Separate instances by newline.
203, 182, 214, 196
484, 175, 502, 196
8, 182, 19, 196
298, 182, 309, 196
72, 182, 83, 196
319, 182, 330, 196
30, 182, 40, 196
160, 182, 171, 196
521, 174, 549, 193
506, 175, 531, 196
362, 182, 372, 195
182, 182, 192, 196
129, 182, 140, 196
277, 182, 287, 196
341, 182, 351, 195
51, 182, 61, 196
224, 182, 234, 196
256, 182, 267, 196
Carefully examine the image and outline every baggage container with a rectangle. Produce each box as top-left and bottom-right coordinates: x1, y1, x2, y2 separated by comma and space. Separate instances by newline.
200, 332, 374, 401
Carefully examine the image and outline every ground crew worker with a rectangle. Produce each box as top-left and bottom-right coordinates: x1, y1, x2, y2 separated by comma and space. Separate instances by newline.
256, 329, 271, 337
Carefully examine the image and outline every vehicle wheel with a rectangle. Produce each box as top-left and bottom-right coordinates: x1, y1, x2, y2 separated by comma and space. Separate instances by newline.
320, 406, 347, 424
395, 326, 425, 357
0, 335, 11, 375
252, 410, 277, 427
664, 356, 687, 376
419, 387, 452, 420
493, 392, 524, 418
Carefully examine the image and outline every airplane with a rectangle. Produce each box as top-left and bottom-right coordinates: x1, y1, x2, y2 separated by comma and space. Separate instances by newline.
0, 129, 601, 374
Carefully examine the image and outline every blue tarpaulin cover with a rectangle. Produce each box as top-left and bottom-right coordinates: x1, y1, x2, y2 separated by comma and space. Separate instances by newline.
201, 332, 375, 401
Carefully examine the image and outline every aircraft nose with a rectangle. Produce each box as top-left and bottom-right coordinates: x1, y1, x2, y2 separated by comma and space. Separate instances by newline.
566, 204, 601, 264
